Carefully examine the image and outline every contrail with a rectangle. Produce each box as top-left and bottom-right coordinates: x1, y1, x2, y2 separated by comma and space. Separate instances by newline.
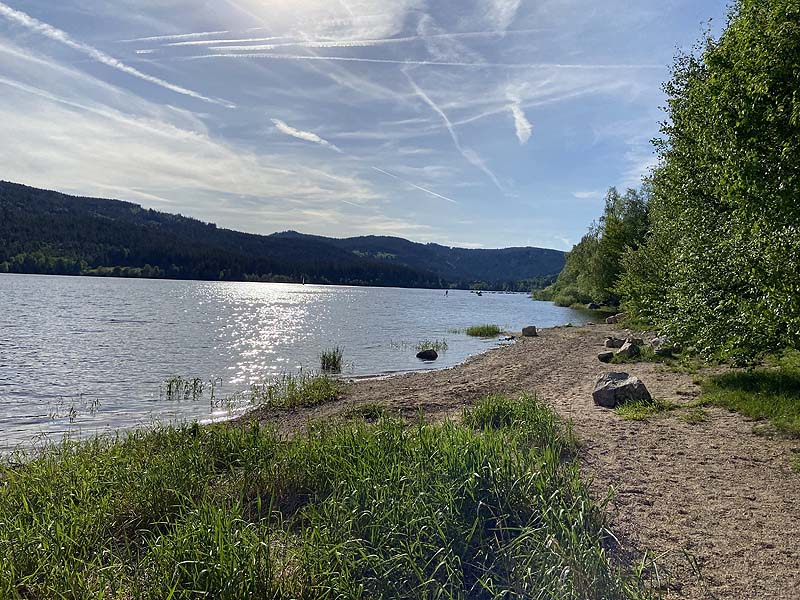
371, 167, 458, 204
180, 52, 662, 71
404, 71, 505, 192
164, 28, 549, 51
0, 2, 234, 108
119, 30, 231, 43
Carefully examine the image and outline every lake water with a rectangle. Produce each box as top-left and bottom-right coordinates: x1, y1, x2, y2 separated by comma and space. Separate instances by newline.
0, 274, 590, 452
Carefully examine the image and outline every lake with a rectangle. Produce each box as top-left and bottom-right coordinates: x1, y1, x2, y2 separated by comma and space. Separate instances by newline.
0, 274, 591, 452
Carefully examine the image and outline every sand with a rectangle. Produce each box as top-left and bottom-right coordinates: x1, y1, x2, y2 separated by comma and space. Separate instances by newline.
243, 323, 800, 599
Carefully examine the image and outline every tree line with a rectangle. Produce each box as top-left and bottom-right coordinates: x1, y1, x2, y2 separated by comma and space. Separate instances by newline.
538, 0, 799, 359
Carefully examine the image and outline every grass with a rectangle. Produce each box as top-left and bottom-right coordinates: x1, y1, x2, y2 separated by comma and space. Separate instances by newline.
320, 346, 343, 373
464, 324, 501, 337
614, 398, 677, 421
415, 338, 449, 352
249, 372, 341, 408
696, 350, 800, 437
0, 394, 649, 600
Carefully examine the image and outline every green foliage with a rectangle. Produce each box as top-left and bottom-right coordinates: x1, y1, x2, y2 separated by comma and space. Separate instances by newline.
0, 396, 647, 599
464, 324, 501, 337
536, 187, 649, 306
697, 350, 800, 436
320, 347, 344, 373
619, 0, 800, 359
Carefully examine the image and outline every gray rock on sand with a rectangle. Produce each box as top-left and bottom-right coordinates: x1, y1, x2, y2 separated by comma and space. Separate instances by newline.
605, 312, 627, 325
598, 351, 614, 363
615, 341, 641, 359
522, 326, 538, 337
416, 349, 438, 361
604, 337, 625, 349
592, 372, 652, 408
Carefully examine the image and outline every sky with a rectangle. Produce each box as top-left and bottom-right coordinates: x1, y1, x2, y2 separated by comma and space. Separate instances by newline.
0, 0, 730, 250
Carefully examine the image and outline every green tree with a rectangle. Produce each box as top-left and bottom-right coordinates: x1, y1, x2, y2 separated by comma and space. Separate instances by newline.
620, 0, 800, 358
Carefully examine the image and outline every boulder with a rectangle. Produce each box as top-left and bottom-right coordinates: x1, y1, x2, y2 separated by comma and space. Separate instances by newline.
416, 349, 438, 361
522, 326, 538, 337
626, 337, 645, 346
605, 312, 627, 325
604, 337, 625, 349
587, 302, 601, 310
615, 341, 641, 359
598, 351, 614, 363
592, 372, 652, 408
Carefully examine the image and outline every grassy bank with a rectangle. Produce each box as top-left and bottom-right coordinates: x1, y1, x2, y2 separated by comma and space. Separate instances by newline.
697, 350, 800, 436
0, 395, 647, 599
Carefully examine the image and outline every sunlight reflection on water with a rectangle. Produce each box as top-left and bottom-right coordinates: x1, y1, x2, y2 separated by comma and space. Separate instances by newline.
0, 274, 591, 451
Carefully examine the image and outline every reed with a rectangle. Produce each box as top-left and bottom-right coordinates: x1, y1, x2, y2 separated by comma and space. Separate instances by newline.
320, 346, 343, 373
464, 324, 501, 337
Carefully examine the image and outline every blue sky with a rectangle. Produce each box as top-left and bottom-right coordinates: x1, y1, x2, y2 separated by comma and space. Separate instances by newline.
0, 0, 729, 250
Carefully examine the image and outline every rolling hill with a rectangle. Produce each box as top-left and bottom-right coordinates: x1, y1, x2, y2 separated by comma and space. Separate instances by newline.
0, 181, 565, 290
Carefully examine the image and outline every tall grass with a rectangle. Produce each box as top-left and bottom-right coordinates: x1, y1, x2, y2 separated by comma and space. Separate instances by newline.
320, 346, 343, 373
0, 395, 648, 599
464, 324, 501, 337
249, 372, 341, 408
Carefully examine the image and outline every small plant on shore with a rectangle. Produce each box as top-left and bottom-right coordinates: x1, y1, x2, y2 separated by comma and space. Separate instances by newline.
465, 324, 501, 337
614, 398, 676, 421
415, 338, 448, 352
249, 372, 341, 408
320, 347, 343, 373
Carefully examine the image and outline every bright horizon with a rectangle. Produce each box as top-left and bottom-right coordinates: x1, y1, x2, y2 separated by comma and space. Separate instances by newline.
0, 0, 728, 250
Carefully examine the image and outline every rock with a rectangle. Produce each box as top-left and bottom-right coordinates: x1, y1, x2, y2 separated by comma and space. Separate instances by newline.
587, 302, 601, 310
615, 341, 641, 359
522, 326, 538, 337
592, 372, 652, 408
626, 337, 645, 346
416, 349, 438, 361
604, 337, 625, 349
650, 335, 669, 350
598, 351, 614, 363
605, 312, 627, 325
654, 347, 674, 357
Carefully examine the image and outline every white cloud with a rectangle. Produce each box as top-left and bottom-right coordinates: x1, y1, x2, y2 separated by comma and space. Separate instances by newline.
271, 118, 342, 153
507, 91, 532, 144
0, 2, 233, 107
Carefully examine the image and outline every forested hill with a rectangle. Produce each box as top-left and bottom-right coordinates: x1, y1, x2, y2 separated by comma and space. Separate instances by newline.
0, 181, 565, 290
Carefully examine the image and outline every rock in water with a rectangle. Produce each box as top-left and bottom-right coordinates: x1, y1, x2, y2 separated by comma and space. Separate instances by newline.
615, 341, 641, 359
598, 351, 614, 363
587, 302, 601, 310
416, 349, 438, 361
522, 326, 538, 337
592, 373, 652, 408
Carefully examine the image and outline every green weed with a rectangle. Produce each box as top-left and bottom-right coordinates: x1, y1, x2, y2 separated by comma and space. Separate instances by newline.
464, 324, 501, 337
415, 338, 448, 352
320, 347, 343, 373
250, 372, 341, 409
614, 398, 677, 421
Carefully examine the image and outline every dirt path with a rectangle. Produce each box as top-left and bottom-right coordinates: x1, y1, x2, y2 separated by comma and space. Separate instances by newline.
245, 324, 800, 599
